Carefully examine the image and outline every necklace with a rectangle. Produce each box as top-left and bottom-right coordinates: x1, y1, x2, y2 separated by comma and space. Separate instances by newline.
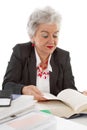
37, 60, 49, 79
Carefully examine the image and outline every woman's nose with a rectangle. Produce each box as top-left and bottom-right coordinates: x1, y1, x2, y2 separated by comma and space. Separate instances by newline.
48, 36, 55, 43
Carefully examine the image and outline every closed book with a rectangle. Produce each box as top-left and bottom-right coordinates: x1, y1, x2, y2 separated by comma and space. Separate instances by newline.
0, 90, 12, 107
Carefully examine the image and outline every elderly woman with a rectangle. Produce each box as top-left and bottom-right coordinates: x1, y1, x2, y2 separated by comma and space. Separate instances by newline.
2, 6, 78, 101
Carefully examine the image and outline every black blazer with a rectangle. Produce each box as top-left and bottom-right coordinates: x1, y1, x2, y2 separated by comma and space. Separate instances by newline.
2, 42, 77, 96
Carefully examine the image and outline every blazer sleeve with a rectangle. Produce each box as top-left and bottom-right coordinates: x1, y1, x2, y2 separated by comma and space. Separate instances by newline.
2, 44, 25, 94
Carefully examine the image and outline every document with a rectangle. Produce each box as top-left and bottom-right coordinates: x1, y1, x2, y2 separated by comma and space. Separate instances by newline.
0, 95, 36, 124
36, 89, 87, 118
0, 111, 57, 130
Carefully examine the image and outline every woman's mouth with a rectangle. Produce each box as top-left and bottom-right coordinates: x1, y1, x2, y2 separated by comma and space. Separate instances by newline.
47, 46, 54, 49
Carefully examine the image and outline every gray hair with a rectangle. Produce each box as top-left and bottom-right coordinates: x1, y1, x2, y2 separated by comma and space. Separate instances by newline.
27, 6, 62, 38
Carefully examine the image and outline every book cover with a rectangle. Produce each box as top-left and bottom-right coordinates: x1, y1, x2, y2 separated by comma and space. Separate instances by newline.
0, 90, 12, 107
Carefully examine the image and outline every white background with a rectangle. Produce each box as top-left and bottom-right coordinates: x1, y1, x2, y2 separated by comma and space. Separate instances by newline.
0, 0, 87, 91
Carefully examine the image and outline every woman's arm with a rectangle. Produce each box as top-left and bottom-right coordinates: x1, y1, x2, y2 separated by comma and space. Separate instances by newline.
2, 44, 25, 94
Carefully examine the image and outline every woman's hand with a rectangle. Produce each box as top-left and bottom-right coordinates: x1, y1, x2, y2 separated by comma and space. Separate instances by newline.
22, 85, 46, 101
82, 90, 87, 96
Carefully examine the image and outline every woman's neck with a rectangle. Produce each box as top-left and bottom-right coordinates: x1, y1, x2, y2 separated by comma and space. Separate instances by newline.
35, 48, 50, 63
40, 55, 49, 63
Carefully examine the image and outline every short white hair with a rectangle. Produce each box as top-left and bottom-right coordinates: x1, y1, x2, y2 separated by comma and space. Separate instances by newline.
27, 6, 62, 38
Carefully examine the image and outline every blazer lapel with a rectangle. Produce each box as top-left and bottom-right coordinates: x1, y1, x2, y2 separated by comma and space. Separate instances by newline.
28, 48, 36, 85
50, 55, 59, 94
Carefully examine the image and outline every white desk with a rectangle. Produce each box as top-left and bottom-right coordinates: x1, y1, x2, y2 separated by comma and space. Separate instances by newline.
55, 116, 87, 130
70, 115, 87, 126
0, 111, 87, 130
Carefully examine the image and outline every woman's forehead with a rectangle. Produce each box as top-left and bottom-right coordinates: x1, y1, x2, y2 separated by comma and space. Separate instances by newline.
37, 23, 59, 32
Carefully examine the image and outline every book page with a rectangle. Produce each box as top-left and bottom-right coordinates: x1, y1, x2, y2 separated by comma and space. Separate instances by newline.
43, 93, 58, 100
57, 89, 87, 112
36, 100, 75, 118
43, 89, 87, 113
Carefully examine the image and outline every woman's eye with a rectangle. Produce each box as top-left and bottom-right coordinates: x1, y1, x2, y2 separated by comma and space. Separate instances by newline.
53, 32, 59, 38
53, 35, 58, 38
41, 34, 48, 38
43, 35, 48, 38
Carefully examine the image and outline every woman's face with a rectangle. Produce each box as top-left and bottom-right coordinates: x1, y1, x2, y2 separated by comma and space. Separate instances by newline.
32, 23, 59, 55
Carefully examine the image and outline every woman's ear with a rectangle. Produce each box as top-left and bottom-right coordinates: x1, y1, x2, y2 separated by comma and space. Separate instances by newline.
31, 37, 35, 47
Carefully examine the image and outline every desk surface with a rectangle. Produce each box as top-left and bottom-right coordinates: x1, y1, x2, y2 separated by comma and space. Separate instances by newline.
55, 116, 87, 130
70, 115, 87, 126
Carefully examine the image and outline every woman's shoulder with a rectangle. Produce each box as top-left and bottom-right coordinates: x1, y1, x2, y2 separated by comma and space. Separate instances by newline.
13, 41, 33, 59
13, 41, 32, 50
54, 47, 69, 57
55, 47, 69, 54
53, 47, 70, 63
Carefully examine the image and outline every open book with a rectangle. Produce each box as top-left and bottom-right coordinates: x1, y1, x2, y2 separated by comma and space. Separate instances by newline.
36, 89, 87, 118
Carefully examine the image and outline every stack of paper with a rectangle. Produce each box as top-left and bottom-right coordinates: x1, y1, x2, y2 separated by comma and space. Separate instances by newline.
0, 95, 36, 124
0, 111, 57, 130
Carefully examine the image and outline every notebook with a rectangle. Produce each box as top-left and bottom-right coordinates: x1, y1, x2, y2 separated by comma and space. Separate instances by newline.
0, 90, 12, 107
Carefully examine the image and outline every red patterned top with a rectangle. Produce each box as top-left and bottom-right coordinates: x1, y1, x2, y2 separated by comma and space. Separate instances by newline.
37, 60, 49, 79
